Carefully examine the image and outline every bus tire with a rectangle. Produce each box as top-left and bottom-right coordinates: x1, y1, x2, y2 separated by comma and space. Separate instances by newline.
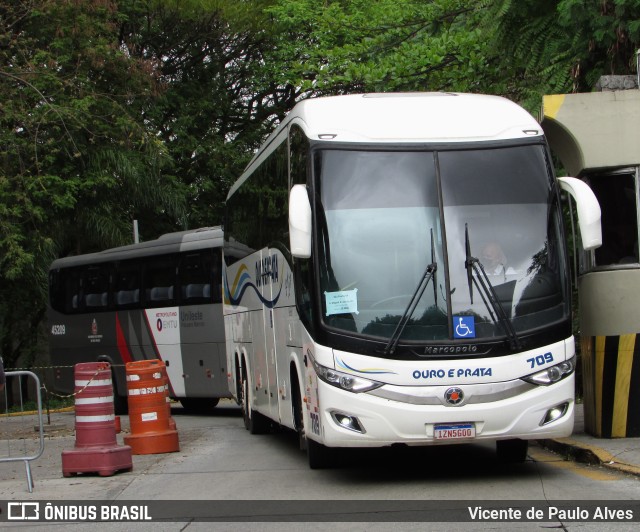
110, 372, 128, 415
292, 374, 331, 469
291, 375, 306, 451
113, 392, 128, 416
307, 438, 331, 470
496, 439, 529, 463
179, 397, 220, 413
241, 370, 270, 434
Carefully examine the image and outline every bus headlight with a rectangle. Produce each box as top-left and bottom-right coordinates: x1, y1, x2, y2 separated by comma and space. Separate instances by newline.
310, 355, 383, 393
523, 356, 575, 386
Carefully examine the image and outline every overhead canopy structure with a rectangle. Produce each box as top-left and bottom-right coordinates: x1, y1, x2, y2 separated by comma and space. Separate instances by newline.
543, 82, 640, 439
542, 90, 640, 176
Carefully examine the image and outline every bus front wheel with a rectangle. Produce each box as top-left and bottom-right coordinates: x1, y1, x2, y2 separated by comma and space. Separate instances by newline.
496, 439, 529, 463
306, 437, 332, 469
292, 376, 331, 469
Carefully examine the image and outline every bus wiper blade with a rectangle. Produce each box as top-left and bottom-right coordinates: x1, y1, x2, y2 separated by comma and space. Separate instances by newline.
464, 224, 521, 351
384, 230, 437, 356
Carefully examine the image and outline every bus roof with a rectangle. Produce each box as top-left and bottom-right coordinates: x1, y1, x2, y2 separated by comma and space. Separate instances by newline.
291, 93, 541, 143
230, 93, 542, 199
50, 227, 223, 269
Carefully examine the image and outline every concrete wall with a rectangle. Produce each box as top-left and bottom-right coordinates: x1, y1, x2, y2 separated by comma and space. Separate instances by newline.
542, 90, 640, 176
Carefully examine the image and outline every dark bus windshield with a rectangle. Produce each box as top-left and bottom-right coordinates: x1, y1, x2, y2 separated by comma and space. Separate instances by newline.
314, 143, 569, 353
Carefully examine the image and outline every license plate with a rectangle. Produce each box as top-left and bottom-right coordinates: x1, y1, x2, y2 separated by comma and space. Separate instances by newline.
434, 423, 476, 440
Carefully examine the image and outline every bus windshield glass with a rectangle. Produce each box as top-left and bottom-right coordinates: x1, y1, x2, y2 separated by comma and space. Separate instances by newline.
314, 144, 568, 348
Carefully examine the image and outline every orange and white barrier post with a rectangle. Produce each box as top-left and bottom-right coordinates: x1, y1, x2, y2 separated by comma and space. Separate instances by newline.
61, 362, 132, 477
124, 359, 179, 454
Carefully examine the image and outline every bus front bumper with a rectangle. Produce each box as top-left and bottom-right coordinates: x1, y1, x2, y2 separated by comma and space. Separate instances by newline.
312, 375, 575, 448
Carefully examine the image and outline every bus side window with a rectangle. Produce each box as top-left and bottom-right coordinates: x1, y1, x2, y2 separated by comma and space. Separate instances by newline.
114, 262, 141, 308
143, 256, 177, 307
179, 250, 220, 304
49, 267, 81, 314
290, 125, 314, 329
83, 265, 110, 310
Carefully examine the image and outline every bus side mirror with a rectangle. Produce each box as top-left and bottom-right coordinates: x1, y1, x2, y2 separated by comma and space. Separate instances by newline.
558, 177, 602, 250
289, 184, 312, 258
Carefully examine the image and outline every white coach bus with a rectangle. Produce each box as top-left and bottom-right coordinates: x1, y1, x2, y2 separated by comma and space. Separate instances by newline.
222, 93, 601, 468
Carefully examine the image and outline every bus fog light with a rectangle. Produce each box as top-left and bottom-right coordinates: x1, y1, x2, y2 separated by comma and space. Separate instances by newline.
330, 411, 365, 433
540, 402, 569, 426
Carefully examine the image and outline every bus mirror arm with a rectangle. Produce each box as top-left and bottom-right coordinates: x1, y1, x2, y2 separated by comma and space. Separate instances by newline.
558, 177, 602, 251
289, 184, 312, 258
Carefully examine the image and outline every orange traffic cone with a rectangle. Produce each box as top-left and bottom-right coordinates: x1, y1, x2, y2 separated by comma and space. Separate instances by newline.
124, 360, 179, 454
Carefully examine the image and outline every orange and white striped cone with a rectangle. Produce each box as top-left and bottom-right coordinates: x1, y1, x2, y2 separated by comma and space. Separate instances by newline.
124, 360, 179, 454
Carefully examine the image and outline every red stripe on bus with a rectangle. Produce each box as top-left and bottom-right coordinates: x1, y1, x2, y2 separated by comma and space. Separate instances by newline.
115, 313, 133, 364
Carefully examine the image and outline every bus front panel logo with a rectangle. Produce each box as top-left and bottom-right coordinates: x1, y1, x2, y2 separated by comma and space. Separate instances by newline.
445, 387, 464, 405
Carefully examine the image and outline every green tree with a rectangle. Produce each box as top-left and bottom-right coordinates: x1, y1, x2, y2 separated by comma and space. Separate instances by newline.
262, 0, 491, 95
0, 1, 185, 368
116, 0, 277, 228
482, 0, 640, 108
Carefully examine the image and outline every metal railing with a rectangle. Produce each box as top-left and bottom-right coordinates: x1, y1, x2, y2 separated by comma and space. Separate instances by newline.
0, 371, 45, 493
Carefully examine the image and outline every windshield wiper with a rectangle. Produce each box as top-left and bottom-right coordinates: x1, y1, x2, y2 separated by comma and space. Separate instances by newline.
384, 229, 437, 356
464, 224, 521, 351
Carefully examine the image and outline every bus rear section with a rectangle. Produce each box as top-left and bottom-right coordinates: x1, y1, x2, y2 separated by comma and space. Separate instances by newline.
48, 227, 230, 413
223, 93, 601, 468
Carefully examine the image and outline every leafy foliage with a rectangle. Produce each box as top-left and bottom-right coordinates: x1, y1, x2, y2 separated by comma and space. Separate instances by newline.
263, 0, 491, 94
481, 0, 640, 109
0, 0, 184, 367
1, 0, 639, 369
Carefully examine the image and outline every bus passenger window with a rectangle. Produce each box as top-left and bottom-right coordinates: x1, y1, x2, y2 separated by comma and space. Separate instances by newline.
179, 250, 220, 304
49, 268, 82, 314
114, 262, 141, 308
83, 266, 110, 309
143, 257, 177, 306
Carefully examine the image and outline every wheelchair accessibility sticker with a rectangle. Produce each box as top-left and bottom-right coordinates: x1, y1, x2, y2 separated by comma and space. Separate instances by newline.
453, 316, 476, 339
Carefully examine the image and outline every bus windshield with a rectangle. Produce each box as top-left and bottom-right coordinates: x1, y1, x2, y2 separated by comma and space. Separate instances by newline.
314, 143, 569, 350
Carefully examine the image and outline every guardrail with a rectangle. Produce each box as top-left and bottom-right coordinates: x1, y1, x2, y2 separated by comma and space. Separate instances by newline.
0, 371, 45, 493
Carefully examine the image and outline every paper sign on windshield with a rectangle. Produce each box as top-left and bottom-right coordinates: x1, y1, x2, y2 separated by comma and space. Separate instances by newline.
325, 289, 359, 316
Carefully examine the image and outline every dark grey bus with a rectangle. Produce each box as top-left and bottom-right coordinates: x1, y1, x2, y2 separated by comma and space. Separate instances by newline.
48, 227, 230, 413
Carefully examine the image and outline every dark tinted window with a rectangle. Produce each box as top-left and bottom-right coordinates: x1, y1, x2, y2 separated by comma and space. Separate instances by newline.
83, 266, 110, 309
179, 250, 222, 304
113, 262, 141, 308
225, 141, 289, 262
143, 256, 177, 306
588, 171, 639, 266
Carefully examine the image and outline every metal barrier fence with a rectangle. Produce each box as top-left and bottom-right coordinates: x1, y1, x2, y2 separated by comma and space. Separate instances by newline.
0, 371, 45, 493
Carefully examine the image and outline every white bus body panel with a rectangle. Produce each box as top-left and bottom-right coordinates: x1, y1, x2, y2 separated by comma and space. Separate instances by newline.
312, 374, 574, 448
224, 246, 575, 447
301, 339, 575, 448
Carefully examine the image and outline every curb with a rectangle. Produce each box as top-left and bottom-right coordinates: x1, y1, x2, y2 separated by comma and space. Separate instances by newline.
540, 438, 640, 478
1, 406, 74, 418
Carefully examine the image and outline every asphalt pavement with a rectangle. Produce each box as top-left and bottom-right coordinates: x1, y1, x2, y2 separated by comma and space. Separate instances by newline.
1, 400, 639, 501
